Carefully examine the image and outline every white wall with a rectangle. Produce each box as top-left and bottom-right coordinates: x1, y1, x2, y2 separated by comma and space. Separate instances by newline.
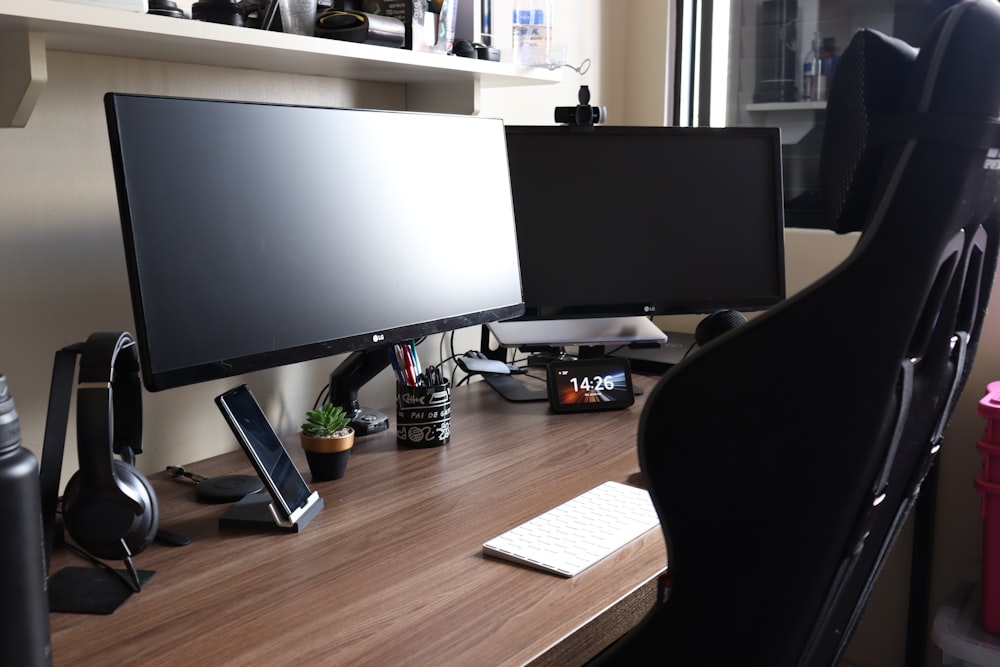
0, 50, 410, 488
480, 0, 623, 123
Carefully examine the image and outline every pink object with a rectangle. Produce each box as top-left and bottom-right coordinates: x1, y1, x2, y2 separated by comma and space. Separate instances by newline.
976, 382, 1000, 634
978, 380, 1000, 447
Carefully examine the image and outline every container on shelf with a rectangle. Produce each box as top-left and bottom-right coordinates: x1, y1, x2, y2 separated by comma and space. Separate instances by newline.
977, 380, 1000, 634
932, 580, 1000, 666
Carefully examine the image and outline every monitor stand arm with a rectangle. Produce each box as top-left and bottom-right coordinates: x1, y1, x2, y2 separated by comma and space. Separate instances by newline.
328, 348, 391, 436
575, 345, 607, 359
480, 325, 507, 363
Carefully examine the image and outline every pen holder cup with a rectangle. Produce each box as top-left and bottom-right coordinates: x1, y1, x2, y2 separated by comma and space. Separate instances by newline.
396, 381, 451, 448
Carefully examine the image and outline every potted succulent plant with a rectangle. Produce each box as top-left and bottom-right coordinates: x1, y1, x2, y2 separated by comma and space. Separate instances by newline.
300, 403, 355, 481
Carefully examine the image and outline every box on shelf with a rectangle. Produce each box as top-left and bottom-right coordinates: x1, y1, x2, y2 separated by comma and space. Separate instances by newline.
362, 0, 457, 52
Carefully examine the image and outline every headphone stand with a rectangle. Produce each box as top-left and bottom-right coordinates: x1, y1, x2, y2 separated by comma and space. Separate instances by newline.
48, 565, 155, 615
40, 333, 160, 615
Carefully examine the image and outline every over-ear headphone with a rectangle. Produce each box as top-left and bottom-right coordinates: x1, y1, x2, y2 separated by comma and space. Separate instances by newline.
61, 332, 159, 561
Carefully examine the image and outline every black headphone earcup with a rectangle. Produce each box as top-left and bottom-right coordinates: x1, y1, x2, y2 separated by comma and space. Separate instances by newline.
62, 461, 159, 561
115, 461, 159, 555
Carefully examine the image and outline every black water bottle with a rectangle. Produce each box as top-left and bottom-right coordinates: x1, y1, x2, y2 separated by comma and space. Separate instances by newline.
0, 374, 52, 667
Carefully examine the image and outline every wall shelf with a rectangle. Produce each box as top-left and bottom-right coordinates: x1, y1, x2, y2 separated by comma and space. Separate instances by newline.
0, 0, 561, 126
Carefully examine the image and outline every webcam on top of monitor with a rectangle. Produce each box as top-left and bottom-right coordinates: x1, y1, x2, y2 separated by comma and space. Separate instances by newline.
554, 85, 607, 131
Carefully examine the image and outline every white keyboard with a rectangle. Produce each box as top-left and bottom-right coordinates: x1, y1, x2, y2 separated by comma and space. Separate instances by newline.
482, 481, 660, 577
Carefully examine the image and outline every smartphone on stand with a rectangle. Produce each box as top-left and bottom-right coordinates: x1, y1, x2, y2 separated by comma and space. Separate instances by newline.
215, 384, 321, 528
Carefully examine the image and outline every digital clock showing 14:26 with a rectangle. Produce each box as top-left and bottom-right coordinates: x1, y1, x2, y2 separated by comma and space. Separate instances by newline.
547, 358, 635, 412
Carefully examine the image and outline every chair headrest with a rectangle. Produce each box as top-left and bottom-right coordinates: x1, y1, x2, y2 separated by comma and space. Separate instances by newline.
820, 29, 918, 234
822, 0, 1000, 235
895, 0, 1000, 141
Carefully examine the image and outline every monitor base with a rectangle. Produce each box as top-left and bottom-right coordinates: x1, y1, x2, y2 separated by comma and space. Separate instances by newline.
483, 374, 548, 402
609, 331, 697, 375
350, 407, 389, 436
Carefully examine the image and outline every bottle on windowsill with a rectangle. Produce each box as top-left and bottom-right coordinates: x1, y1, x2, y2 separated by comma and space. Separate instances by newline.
808, 31, 825, 101
802, 60, 816, 101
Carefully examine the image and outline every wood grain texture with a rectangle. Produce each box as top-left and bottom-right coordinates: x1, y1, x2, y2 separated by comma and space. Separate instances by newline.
49, 377, 667, 666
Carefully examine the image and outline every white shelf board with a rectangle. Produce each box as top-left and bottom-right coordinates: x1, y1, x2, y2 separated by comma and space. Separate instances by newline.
0, 0, 561, 125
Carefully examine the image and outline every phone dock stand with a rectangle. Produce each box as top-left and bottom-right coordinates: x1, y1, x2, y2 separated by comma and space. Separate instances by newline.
219, 491, 324, 533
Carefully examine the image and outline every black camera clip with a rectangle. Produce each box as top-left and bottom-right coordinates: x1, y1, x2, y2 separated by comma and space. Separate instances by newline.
554, 85, 607, 132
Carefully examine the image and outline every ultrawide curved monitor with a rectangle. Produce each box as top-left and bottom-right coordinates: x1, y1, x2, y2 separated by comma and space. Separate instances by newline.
105, 94, 524, 391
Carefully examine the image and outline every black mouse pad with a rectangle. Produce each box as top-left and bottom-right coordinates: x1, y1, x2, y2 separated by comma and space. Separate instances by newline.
48, 566, 155, 615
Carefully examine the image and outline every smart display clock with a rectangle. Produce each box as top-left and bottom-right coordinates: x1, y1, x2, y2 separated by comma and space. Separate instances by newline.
546, 358, 635, 413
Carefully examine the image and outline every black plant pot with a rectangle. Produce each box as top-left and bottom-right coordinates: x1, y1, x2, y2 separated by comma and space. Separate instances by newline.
303, 447, 351, 482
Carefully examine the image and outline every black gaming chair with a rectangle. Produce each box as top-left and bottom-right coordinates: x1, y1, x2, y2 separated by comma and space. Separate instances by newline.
594, 1, 1000, 665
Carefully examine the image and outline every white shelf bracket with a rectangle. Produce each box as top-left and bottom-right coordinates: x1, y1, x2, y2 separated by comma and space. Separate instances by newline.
0, 29, 47, 128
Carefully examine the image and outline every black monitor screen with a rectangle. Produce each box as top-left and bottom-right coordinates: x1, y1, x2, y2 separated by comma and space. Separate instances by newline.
504, 125, 785, 320
105, 94, 524, 392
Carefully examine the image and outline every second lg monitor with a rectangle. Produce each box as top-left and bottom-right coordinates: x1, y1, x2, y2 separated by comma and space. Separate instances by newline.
493, 125, 786, 348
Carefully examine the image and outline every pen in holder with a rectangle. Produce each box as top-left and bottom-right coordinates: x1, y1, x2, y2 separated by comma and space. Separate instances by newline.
396, 380, 451, 448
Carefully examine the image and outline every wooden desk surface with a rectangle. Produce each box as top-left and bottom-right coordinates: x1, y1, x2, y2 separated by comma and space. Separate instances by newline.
49, 375, 667, 666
